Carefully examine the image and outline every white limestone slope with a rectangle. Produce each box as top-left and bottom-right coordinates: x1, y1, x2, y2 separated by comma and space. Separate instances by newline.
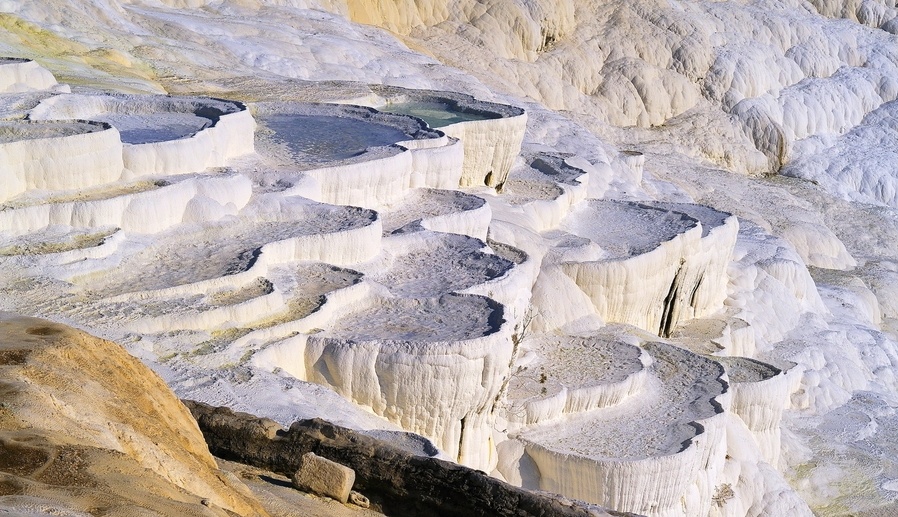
784, 100, 898, 208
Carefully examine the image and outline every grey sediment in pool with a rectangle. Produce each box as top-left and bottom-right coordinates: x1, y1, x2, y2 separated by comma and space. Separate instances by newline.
92, 113, 212, 144
261, 114, 415, 162
379, 100, 499, 128
328, 294, 504, 343
0, 120, 109, 143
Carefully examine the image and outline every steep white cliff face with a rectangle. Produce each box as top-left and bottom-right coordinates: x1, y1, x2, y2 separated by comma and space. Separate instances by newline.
556, 200, 737, 337
719, 357, 798, 467
304, 294, 513, 469
0, 1, 897, 515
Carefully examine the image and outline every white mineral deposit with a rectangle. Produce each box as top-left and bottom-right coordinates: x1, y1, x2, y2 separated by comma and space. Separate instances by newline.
2, 1, 898, 516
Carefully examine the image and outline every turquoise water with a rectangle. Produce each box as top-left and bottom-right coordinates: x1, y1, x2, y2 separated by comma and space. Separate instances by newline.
380, 101, 497, 128
262, 114, 412, 161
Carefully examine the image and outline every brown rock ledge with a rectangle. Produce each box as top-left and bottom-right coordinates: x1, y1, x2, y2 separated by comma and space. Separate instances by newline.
184, 400, 641, 517
0, 314, 267, 516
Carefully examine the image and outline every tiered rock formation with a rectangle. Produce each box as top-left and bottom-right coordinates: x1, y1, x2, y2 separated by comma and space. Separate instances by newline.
2, 2, 897, 512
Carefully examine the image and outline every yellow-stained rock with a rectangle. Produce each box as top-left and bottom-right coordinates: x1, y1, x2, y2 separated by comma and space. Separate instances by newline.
0, 314, 268, 517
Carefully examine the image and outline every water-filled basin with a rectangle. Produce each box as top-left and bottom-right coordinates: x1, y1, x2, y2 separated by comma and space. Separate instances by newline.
380, 100, 499, 128
93, 113, 212, 144
260, 114, 414, 162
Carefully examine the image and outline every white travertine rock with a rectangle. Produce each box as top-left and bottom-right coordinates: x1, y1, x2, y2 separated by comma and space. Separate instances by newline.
399, 134, 465, 190
368, 86, 527, 189
722, 221, 827, 357
0, 174, 251, 235
29, 93, 255, 177
461, 237, 538, 323
296, 151, 415, 209
125, 281, 287, 334
529, 264, 605, 334
618, 151, 645, 185
491, 153, 589, 234
785, 100, 898, 209
503, 335, 649, 427
510, 342, 733, 517
0, 59, 58, 92
122, 107, 255, 177
302, 294, 513, 471
256, 101, 460, 209
558, 200, 737, 336
0, 121, 124, 204
237, 280, 377, 353
73, 199, 380, 305
291, 452, 355, 503
645, 202, 739, 322
365, 231, 516, 299
4, 1, 898, 514
718, 357, 797, 466
443, 112, 527, 189
711, 414, 815, 517
381, 188, 492, 240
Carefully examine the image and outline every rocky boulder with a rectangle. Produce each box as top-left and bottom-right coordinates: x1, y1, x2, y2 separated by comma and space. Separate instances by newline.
0, 314, 267, 517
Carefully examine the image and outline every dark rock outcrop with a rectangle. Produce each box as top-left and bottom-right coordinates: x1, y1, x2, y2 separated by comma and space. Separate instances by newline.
184, 400, 640, 517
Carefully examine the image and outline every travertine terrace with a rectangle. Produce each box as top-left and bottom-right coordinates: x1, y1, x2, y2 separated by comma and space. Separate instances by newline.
2, 1, 898, 515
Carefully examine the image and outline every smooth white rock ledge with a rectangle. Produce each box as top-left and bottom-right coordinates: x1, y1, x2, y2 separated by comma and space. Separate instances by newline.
381, 188, 492, 240
0, 173, 251, 235
255, 102, 463, 209
0, 58, 58, 92
504, 335, 649, 427
509, 342, 730, 517
0, 120, 124, 204
30, 93, 255, 177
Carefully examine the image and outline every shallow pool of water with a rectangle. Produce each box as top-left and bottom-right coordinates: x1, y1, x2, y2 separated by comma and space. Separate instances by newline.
262, 114, 412, 161
379, 101, 497, 128
0, 121, 104, 143
94, 113, 212, 144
